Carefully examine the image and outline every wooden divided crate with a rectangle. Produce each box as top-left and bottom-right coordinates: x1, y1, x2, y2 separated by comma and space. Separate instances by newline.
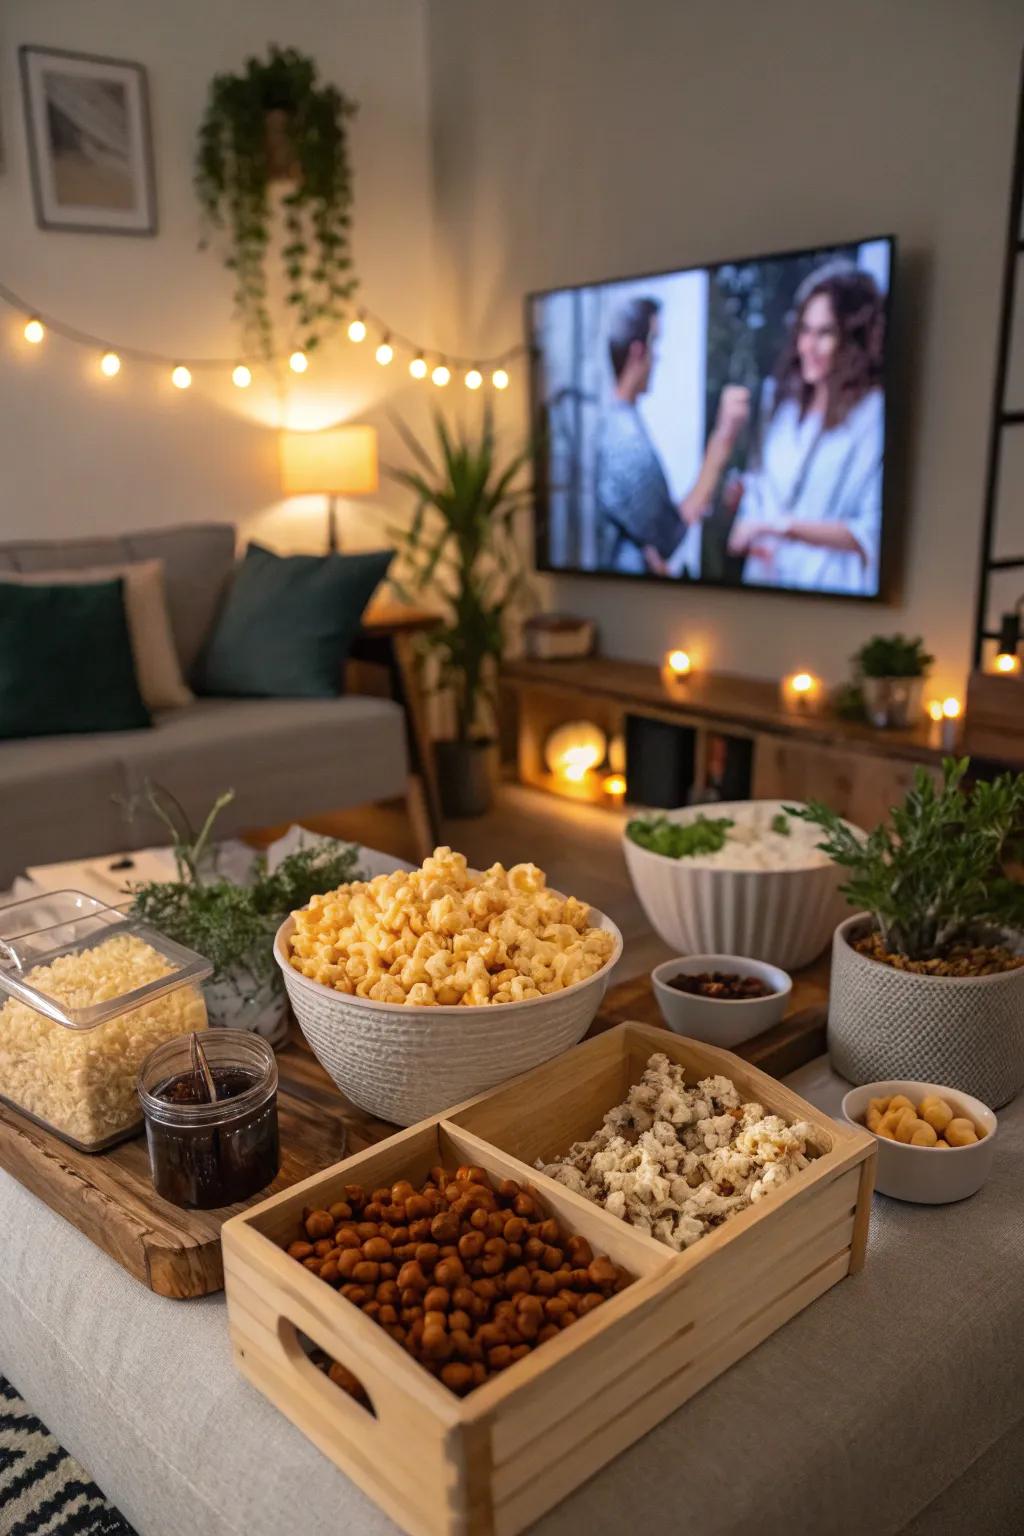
222, 1022, 875, 1536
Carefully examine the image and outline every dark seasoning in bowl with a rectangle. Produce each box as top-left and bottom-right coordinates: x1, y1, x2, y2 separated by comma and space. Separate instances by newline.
667, 970, 774, 1001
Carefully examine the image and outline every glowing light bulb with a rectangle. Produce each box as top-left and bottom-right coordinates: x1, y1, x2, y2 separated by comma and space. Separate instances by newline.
491, 368, 509, 390
289, 350, 308, 374
791, 672, 814, 694
171, 365, 192, 390
941, 696, 962, 719
666, 649, 692, 678
603, 773, 627, 802
347, 317, 367, 343
232, 363, 252, 389
375, 340, 394, 366
995, 651, 1020, 674
23, 318, 45, 345
432, 364, 451, 387
926, 699, 944, 722
99, 351, 121, 377
465, 368, 483, 390
409, 355, 427, 380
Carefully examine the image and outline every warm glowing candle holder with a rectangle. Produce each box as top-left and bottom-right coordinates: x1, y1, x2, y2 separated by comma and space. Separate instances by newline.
780, 670, 823, 715
543, 721, 607, 793
661, 648, 695, 689
994, 651, 1021, 675
602, 773, 627, 807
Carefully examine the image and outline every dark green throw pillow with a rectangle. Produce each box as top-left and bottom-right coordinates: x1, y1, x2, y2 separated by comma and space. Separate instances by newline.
195, 544, 393, 698
0, 578, 151, 739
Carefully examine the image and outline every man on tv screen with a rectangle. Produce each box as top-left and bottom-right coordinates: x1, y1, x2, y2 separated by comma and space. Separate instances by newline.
596, 296, 748, 576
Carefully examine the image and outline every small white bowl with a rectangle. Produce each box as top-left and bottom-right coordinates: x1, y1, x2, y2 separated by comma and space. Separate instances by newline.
841, 1079, 998, 1204
651, 955, 791, 1048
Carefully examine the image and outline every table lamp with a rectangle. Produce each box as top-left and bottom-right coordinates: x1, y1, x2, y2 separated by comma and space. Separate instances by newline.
279, 425, 379, 552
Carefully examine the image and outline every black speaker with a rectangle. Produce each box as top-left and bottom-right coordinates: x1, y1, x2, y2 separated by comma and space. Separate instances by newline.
625, 714, 696, 808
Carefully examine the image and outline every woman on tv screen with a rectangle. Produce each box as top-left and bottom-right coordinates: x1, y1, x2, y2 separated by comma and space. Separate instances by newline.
724, 263, 886, 595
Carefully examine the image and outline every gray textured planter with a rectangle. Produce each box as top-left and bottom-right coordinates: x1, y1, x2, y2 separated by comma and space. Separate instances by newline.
861, 676, 923, 729
828, 913, 1024, 1108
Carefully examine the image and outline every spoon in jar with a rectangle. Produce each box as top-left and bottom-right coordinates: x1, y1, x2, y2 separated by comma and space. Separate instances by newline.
190, 1031, 218, 1104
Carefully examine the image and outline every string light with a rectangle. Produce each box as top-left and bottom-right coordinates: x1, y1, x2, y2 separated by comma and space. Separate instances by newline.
171, 365, 192, 390
0, 279, 525, 395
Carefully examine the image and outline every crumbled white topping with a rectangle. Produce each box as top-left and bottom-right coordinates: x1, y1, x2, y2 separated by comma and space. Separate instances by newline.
538, 1053, 828, 1251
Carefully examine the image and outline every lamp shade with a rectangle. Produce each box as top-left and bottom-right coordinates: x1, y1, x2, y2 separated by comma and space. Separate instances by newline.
280, 425, 379, 497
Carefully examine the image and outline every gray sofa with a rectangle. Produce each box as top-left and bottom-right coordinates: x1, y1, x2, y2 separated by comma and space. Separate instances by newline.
0, 523, 410, 885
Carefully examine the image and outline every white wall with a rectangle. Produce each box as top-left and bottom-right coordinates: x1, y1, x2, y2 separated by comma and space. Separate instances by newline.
0, 0, 436, 554
426, 0, 1024, 699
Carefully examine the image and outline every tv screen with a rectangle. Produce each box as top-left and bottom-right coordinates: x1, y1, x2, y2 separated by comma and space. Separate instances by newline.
530, 235, 893, 599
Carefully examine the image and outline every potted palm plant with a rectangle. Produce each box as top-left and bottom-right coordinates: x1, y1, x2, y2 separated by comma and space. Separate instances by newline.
792, 758, 1024, 1106
853, 633, 933, 729
390, 406, 530, 818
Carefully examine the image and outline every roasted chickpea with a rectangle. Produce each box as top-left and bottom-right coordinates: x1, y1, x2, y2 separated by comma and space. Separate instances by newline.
304, 1210, 335, 1241
423, 1310, 449, 1333
513, 1193, 538, 1219
335, 1228, 361, 1250
356, 1221, 380, 1242
424, 1286, 450, 1314
319, 1261, 340, 1285
577, 1292, 604, 1316
328, 1201, 353, 1222
458, 1230, 486, 1260
344, 1184, 367, 1207
378, 1304, 399, 1326
448, 1308, 472, 1333
404, 1194, 431, 1221
588, 1256, 618, 1288
532, 1270, 557, 1296
287, 1241, 314, 1260
420, 1327, 452, 1362
498, 1178, 521, 1201
441, 1361, 475, 1394
397, 1260, 428, 1292
566, 1235, 593, 1267
361, 1236, 392, 1262
377, 1280, 400, 1306
302, 1257, 323, 1274
431, 1212, 460, 1244
340, 1283, 372, 1305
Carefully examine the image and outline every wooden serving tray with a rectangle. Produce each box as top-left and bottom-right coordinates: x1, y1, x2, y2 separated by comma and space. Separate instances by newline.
0, 959, 830, 1299
223, 1021, 875, 1536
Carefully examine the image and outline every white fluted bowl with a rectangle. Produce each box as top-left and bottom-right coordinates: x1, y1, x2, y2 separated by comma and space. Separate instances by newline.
274, 908, 623, 1126
623, 800, 852, 971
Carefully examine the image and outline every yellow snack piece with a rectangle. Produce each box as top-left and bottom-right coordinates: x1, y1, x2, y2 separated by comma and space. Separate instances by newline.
868, 1096, 891, 1117
918, 1098, 953, 1133
935, 1138, 951, 1148
909, 1121, 938, 1147
866, 1106, 884, 1132
887, 1095, 915, 1116
945, 1117, 980, 1147
893, 1110, 922, 1144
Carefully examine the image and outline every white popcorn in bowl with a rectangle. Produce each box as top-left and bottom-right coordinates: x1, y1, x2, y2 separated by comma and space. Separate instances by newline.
538, 1052, 826, 1253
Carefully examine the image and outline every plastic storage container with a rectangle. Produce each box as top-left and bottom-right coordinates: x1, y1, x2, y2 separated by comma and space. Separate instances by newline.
0, 890, 212, 1152
138, 1030, 280, 1209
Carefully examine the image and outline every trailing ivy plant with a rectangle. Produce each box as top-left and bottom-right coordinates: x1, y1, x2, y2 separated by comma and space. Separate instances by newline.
789, 758, 1024, 960
195, 45, 357, 358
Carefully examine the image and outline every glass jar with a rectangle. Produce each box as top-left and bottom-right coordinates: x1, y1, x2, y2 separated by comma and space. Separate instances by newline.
0, 890, 211, 1152
138, 1030, 280, 1209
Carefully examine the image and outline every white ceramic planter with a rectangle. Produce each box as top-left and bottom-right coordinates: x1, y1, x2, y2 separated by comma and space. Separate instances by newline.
829, 914, 1024, 1109
622, 800, 849, 970
204, 965, 290, 1049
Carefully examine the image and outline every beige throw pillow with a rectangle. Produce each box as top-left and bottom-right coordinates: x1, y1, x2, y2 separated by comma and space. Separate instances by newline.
8, 558, 193, 709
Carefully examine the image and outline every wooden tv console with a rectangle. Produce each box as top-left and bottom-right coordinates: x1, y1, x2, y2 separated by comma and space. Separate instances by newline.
501, 655, 954, 829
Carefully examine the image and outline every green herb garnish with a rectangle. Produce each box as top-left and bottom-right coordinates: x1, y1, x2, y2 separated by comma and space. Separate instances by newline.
627, 814, 734, 860
128, 784, 364, 985
771, 812, 791, 836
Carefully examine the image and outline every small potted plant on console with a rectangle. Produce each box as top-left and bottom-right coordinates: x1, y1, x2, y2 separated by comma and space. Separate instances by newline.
792, 758, 1024, 1107
853, 633, 933, 729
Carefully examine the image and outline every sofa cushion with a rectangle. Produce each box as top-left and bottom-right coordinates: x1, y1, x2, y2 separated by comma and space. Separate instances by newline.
5, 558, 193, 710
0, 523, 236, 676
0, 579, 151, 739
195, 545, 393, 699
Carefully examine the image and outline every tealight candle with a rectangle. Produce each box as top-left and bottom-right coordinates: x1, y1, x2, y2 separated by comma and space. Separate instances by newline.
994, 651, 1021, 675
780, 670, 822, 714
602, 773, 627, 806
665, 649, 692, 679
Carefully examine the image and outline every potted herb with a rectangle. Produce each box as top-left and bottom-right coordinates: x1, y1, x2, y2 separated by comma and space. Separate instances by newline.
852, 633, 934, 729
792, 758, 1024, 1106
390, 406, 531, 817
195, 45, 357, 358
129, 786, 362, 1046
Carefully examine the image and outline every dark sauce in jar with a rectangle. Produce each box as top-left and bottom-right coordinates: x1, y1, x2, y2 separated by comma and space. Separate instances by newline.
145, 1062, 280, 1210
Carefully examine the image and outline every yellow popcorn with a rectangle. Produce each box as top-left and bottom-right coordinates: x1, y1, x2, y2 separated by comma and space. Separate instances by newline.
288, 846, 614, 1006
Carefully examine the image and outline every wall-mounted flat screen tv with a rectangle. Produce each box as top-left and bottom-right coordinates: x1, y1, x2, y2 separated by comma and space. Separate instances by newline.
529, 235, 894, 599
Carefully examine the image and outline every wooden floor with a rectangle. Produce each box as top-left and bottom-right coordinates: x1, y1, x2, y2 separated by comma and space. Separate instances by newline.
277, 781, 675, 984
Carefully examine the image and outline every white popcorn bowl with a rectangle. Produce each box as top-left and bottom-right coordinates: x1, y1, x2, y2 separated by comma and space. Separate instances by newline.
841, 1079, 998, 1204
651, 955, 791, 1048
623, 799, 853, 971
274, 907, 623, 1126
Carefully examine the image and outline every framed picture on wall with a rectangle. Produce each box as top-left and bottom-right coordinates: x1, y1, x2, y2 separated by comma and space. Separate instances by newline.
19, 45, 157, 235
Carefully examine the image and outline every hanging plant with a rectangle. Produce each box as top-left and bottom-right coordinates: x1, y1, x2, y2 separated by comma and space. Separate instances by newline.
195, 45, 358, 358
